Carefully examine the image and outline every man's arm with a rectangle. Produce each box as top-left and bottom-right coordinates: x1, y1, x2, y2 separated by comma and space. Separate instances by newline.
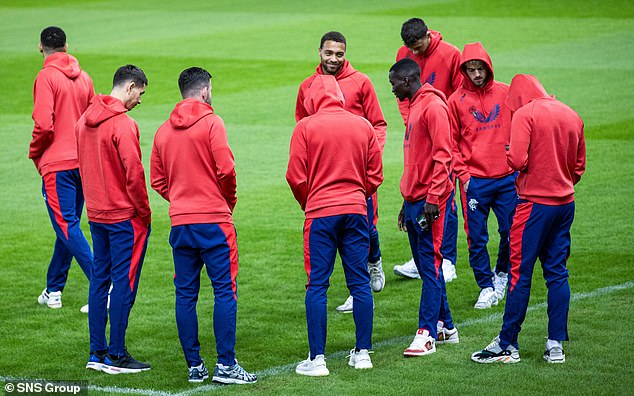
365, 124, 384, 197
361, 79, 388, 151
506, 111, 532, 172
29, 74, 55, 167
286, 124, 309, 210
573, 121, 586, 185
150, 138, 169, 202
209, 117, 237, 211
448, 97, 470, 186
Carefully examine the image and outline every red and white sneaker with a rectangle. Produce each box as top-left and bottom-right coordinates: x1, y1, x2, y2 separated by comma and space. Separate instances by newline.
436, 321, 459, 345
404, 328, 436, 357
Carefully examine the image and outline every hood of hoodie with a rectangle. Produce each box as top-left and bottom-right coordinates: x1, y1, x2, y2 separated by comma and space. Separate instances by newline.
169, 98, 215, 129
459, 42, 494, 91
84, 94, 128, 127
315, 59, 357, 80
43, 52, 82, 80
303, 74, 345, 115
412, 83, 447, 105
505, 74, 550, 112
421, 30, 443, 57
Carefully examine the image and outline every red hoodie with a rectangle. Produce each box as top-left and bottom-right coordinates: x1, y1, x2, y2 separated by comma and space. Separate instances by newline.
151, 98, 236, 226
506, 74, 586, 205
295, 59, 387, 150
395, 30, 462, 123
448, 42, 513, 184
401, 84, 453, 205
76, 95, 151, 224
287, 75, 383, 219
29, 52, 94, 175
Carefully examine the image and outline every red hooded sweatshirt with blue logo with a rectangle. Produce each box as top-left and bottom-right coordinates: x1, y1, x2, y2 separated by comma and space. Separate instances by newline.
287, 75, 383, 219
401, 84, 453, 205
295, 59, 387, 150
395, 30, 462, 123
76, 95, 151, 225
448, 42, 513, 184
506, 74, 586, 205
151, 98, 236, 226
29, 52, 94, 175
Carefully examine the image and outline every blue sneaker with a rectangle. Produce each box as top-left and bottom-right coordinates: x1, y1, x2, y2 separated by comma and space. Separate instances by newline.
86, 350, 107, 371
212, 360, 257, 384
188, 362, 209, 383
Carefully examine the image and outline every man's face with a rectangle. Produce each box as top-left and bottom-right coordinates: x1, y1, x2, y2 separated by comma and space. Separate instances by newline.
319, 40, 346, 75
407, 32, 431, 56
124, 83, 146, 110
465, 60, 488, 87
389, 71, 408, 101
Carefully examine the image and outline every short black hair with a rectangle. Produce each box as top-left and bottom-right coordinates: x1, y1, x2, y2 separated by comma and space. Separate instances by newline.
113, 64, 148, 88
40, 26, 66, 51
401, 18, 428, 47
390, 58, 421, 81
320, 31, 346, 48
178, 67, 212, 98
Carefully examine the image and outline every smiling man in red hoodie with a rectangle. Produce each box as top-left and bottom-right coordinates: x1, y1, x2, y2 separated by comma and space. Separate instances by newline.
287, 74, 383, 376
29, 26, 94, 312
76, 65, 151, 375
389, 58, 458, 357
471, 74, 586, 365
150, 67, 256, 385
448, 42, 517, 310
296, 31, 387, 314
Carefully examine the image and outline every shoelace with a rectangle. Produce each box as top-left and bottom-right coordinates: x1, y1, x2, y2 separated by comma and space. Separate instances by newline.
346, 349, 374, 359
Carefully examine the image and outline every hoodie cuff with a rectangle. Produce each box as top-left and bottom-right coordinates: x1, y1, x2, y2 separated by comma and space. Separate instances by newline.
426, 194, 440, 206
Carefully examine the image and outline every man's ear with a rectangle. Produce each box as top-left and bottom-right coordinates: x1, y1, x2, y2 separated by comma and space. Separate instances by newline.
403, 77, 410, 87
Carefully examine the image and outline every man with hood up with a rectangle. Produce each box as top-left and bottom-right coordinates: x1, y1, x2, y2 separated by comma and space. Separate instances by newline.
389, 58, 458, 358
448, 42, 517, 310
76, 64, 151, 374
471, 74, 585, 365
393, 18, 461, 284
150, 67, 256, 385
287, 74, 383, 376
30, 26, 94, 313
296, 31, 387, 314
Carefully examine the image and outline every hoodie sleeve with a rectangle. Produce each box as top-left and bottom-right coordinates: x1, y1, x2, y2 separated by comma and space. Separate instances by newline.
150, 137, 169, 201
29, 72, 55, 166
295, 80, 309, 122
573, 121, 586, 185
449, 51, 463, 94
506, 107, 532, 171
209, 117, 237, 211
114, 118, 151, 225
448, 96, 470, 184
286, 122, 309, 210
360, 80, 388, 151
366, 125, 384, 197
425, 102, 453, 205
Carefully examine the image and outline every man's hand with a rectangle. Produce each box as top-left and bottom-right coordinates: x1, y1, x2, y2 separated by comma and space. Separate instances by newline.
398, 206, 407, 232
464, 178, 470, 193
423, 202, 440, 227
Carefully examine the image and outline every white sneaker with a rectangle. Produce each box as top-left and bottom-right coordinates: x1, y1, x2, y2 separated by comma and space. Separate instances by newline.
436, 322, 459, 345
493, 272, 508, 300
474, 287, 498, 309
296, 354, 329, 376
336, 295, 354, 313
368, 258, 385, 292
442, 259, 457, 283
393, 258, 420, 279
404, 328, 436, 357
544, 346, 565, 363
37, 288, 49, 305
347, 349, 373, 369
80, 304, 89, 314
40, 290, 62, 309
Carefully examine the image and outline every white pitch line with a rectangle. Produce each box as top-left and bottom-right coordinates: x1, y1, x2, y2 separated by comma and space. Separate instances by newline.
2, 281, 632, 396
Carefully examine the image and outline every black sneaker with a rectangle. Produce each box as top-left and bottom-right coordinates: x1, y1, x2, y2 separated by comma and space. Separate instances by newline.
188, 362, 210, 383
86, 350, 108, 371
102, 350, 151, 374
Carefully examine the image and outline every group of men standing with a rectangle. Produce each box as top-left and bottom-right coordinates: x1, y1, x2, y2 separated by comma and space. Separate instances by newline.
29, 17, 585, 385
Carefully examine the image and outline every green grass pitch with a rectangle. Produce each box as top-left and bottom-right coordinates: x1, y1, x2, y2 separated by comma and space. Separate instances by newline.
1, 0, 633, 395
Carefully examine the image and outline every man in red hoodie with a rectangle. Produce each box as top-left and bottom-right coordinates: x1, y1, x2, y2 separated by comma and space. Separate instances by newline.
393, 18, 462, 283
150, 67, 256, 385
472, 74, 585, 365
389, 58, 458, 357
287, 75, 383, 376
29, 26, 94, 312
76, 65, 151, 374
296, 31, 387, 314
448, 42, 517, 310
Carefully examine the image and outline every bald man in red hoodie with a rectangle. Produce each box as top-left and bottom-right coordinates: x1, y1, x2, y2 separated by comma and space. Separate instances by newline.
287, 74, 383, 376
30, 26, 94, 312
472, 74, 585, 365
296, 31, 387, 314
150, 67, 256, 385
77, 65, 151, 374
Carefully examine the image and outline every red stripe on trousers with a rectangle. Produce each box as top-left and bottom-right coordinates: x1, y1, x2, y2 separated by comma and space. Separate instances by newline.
431, 201, 447, 279
370, 192, 379, 226
219, 223, 239, 300
508, 202, 533, 293
128, 217, 149, 292
43, 173, 69, 239
303, 219, 313, 288
458, 181, 470, 249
